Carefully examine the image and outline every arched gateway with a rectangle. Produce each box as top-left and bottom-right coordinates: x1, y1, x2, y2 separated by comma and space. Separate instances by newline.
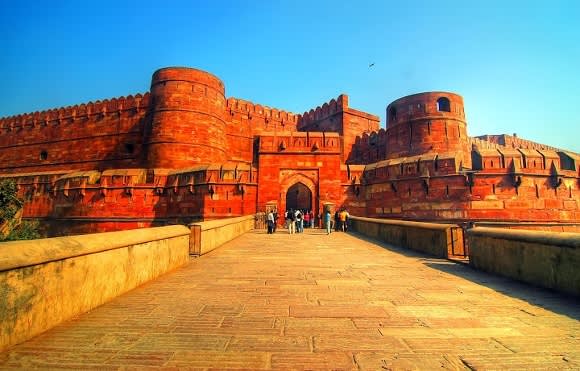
279, 172, 318, 217
286, 182, 312, 211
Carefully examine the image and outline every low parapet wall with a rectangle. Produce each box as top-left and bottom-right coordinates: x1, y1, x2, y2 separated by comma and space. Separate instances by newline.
467, 227, 580, 297
189, 215, 255, 255
0, 225, 191, 351
349, 216, 465, 258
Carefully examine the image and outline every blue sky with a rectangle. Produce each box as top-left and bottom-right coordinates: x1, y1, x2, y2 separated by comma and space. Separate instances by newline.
1, 0, 579, 152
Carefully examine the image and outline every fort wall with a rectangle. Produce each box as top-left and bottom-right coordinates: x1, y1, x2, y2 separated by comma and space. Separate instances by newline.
0, 94, 150, 174
360, 149, 579, 228
2, 163, 257, 236
298, 95, 380, 162
298, 95, 348, 132
0, 66, 578, 235
225, 97, 299, 163
475, 134, 564, 152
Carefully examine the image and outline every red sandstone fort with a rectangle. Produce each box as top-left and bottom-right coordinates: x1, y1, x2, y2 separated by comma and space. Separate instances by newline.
0, 67, 578, 235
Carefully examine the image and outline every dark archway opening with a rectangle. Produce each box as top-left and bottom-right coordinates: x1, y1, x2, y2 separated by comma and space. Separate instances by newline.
437, 97, 451, 112
286, 182, 312, 211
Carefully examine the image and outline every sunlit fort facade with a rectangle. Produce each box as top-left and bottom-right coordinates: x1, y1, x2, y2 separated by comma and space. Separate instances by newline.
0, 67, 579, 235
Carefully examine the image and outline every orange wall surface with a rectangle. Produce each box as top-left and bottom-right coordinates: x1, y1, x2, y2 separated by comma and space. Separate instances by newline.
1, 68, 578, 235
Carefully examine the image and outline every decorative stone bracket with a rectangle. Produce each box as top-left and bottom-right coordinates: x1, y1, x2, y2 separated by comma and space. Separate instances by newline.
100, 179, 108, 196
509, 162, 522, 193
420, 168, 430, 194
237, 182, 245, 194
352, 176, 361, 197
550, 163, 563, 189
463, 172, 475, 187
187, 177, 195, 194
125, 178, 134, 196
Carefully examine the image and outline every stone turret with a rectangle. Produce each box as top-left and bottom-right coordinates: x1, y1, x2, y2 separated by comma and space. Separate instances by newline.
146, 67, 227, 168
385, 92, 470, 166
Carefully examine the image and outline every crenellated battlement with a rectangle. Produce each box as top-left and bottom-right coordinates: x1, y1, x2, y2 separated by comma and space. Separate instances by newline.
469, 137, 505, 151
474, 134, 569, 153
352, 131, 578, 175
354, 128, 388, 147
226, 97, 299, 124
4, 164, 256, 199
0, 93, 150, 134
297, 94, 348, 128
350, 129, 388, 164
258, 132, 341, 153
362, 152, 461, 182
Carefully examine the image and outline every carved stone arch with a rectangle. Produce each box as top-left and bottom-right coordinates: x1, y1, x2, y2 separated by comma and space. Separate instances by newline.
281, 172, 315, 194
279, 172, 318, 214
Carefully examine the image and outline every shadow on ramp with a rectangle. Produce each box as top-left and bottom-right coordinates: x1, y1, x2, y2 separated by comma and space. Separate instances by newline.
349, 231, 580, 322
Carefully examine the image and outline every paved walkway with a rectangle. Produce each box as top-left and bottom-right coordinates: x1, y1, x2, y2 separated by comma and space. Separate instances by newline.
1, 229, 579, 370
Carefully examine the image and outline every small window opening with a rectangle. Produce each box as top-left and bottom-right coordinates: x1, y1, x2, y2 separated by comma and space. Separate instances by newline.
125, 143, 135, 154
436, 97, 451, 112
389, 106, 397, 123
40, 150, 48, 160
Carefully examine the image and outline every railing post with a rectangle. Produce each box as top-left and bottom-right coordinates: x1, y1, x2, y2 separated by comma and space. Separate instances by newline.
189, 224, 201, 256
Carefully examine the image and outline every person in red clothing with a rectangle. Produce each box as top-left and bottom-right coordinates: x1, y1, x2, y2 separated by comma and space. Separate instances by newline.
303, 210, 310, 230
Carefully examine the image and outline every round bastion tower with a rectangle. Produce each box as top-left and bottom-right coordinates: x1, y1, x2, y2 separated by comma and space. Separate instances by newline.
385, 92, 471, 166
146, 67, 227, 168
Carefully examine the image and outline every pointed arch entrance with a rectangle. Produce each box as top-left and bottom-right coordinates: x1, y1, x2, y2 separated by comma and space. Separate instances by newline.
279, 171, 319, 224
286, 182, 312, 211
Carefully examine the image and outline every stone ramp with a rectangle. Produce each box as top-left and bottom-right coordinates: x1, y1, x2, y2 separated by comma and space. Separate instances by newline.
1, 229, 579, 369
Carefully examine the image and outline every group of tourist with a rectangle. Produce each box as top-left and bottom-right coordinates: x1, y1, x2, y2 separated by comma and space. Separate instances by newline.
265, 208, 350, 235
284, 209, 314, 234
323, 208, 350, 234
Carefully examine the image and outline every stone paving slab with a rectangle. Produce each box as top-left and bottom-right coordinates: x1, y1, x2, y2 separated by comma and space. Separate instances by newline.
1, 229, 579, 369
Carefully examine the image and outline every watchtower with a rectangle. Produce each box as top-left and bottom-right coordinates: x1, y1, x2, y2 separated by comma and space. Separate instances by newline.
146, 67, 227, 168
385, 92, 470, 164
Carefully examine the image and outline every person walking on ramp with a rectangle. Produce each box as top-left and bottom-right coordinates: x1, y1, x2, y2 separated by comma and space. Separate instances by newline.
287, 209, 296, 234
324, 209, 332, 235
267, 210, 275, 234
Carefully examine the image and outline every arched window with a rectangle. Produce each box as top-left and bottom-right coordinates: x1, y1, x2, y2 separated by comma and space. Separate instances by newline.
436, 97, 451, 112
